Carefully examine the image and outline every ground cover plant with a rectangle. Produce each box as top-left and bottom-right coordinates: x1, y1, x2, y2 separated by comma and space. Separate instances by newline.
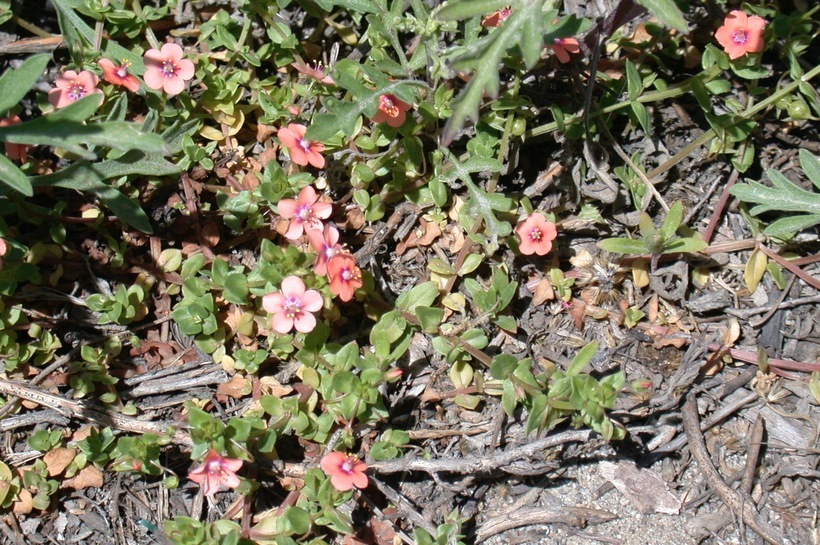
0, 0, 818, 543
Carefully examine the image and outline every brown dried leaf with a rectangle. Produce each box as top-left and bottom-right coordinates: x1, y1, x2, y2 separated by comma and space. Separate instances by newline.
44, 447, 76, 477
217, 376, 253, 400
62, 465, 104, 490
13, 488, 33, 515
531, 278, 555, 307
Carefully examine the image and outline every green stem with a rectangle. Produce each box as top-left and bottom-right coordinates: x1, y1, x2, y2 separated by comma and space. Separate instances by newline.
527, 65, 722, 138
131, 0, 159, 50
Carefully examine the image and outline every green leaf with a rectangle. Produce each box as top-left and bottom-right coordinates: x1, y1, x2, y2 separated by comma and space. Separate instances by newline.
763, 214, 820, 240
800, 149, 820, 190
50, 0, 146, 74
633, 0, 689, 34
661, 237, 708, 254
0, 153, 33, 196
567, 342, 597, 376
625, 60, 642, 102
435, 0, 510, 20
29, 162, 154, 233
660, 201, 683, 241
0, 54, 49, 115
396, 281, 439, 312
313, 0, 378, 13
441, 0, 546, 145
597, 238, 649, 255
689, 75, 711, 113
0, 103, 168, 160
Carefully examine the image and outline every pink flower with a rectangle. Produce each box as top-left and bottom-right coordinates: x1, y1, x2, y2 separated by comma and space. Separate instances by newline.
277, 186, 333, 240
0, 238, 7, 271
262, 276, 324, 334
547, 37, 581, 63
98, 58, 141, 92
187, 449, 243, 497
715, 10, 766, 60
371, 95, 412, 128
326, 253, 362, 302
307, 224, 342, 276
143, 43, 195, 96
320, 451, 368, 492
278, 124, 325, 168
292, 59, 335, 85
481, 7, 512, 28
515, 214, 557, 256
0, 115, 28, 163
48, 70, 103, 109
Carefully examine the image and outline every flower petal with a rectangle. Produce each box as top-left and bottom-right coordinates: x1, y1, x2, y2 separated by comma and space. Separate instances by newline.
280, 276, 306, 298
163, 75, 186, 96
143, 69, 166, 91
293, 312, 317, 333
301, 290, 324, 312
161, 42, 184, 62
175, 58, 196, 81
262, 292, 285, 314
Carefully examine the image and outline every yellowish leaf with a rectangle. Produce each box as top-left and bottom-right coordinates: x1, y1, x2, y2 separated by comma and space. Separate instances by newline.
744, 247, 767, 293
632, 258, 650, 288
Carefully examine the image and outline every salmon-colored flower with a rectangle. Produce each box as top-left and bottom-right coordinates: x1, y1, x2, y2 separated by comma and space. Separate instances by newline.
326, 253, 362, 302
278, 123, 326, 168
0, 115, 28, 163
48, 70, 103, 109
515, 213, 557, 256
262, 275, 324, 334
307, 224, 342, 276
547, 37, 581, 63
371, 94, 411, 128
277, 186, 333, 240
320, 451, 368, 492
715, 10, 766, 60
143, 43, 195, 96
481, 7, 511, 28
98, 59, 141, 92
292, 59, 335, 85
187, 449, 243, 497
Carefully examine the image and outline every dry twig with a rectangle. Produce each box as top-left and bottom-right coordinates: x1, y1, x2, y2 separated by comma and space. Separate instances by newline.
682, 392, 786, 545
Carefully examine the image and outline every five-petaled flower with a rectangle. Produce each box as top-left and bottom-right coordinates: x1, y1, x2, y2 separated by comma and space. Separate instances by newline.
715, 10, 766, 60
326, 253, 363, 302
277, 186, 333, 240
0, 115, 28, 163
278, 123, 326, 168
48, 70, 103, 109
187, 449, 243, 497
371, 94, 412, 128
292, 59, 335, 85
481, 7, 512, 28
307, 224, 342, 276
143, 43, 195, 96
515, 213, 557, 256
98, 58, 141, 92
320, 451, 368, 492
262, 275, 324, 334
548, 37, 581, 63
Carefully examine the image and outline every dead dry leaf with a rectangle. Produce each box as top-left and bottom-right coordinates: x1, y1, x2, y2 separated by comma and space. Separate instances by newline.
599, 460, 680, 514
44, 447, 76, 477
217, 376, 253, 400
62, 465, 104, 490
